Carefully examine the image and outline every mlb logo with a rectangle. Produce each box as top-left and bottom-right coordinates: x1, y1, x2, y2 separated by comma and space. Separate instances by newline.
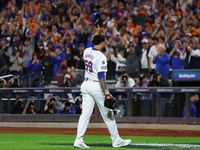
101, 66, 107, 69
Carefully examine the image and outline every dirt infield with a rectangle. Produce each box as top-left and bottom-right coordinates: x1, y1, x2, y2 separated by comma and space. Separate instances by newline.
0, 127, 200, 137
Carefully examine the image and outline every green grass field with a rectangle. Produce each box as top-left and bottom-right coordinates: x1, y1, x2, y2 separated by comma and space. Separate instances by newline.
0, 133, 200, 150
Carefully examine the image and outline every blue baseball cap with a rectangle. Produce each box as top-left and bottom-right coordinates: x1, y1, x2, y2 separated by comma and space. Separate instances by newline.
114, 37, 120, 42
91, 12, 100, 23
91, 12, 103, 27
47, 41, 53, 45
48, 95, 54, 99
66, 44, 70, 48
54, 45, 62, 50
105, 33, 111, 39
79, 43, 85, 47
26, 31, 31, 34
1, 38, 8, 43
70, 28, 76, 32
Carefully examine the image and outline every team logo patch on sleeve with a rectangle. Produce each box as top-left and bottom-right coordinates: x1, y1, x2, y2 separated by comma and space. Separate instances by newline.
101, 66, 107, 69
102, 61, 105, 64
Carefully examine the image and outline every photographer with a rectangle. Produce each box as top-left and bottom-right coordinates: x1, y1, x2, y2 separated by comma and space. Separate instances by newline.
148, 71, 170, 117
148, 71, 169, 87
32, 77, 44, 87
43, 95, 61, 114
60, 74, 76, 87
115, 73, 135, 88
134, 74, 150, 116
57, 101, 76, 114
56, 62, 74, 87
22, 100, 39, 114
136, 74, 150, 87
10, 98, 24, 114
9, 76, 21, 88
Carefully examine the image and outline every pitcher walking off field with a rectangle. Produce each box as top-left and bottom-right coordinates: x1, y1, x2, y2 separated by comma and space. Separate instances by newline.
74, 34, 131, 148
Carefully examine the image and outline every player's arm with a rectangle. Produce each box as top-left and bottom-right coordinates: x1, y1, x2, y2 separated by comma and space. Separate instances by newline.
98, 72, 109, 95
87, 25, 101, 48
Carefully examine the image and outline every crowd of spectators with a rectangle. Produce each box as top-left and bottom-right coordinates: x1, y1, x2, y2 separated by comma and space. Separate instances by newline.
0, 0, 200, 87
0, 0, 200, 116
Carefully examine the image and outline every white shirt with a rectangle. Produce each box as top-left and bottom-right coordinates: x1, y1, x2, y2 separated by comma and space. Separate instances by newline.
84, 47, 107, 81
180, 49, 200, 64
148, 45, 158, 69
141, 48, 148, 69
191, 49, 200, 57
111, 54, 126, 72
115, 78, 135, 87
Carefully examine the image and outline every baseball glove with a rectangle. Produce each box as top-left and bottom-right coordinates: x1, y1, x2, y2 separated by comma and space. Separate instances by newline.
104, 94, 116, 109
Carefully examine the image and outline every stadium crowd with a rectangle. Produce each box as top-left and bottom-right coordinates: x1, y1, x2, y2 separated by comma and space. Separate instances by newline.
0, 0, 200, 116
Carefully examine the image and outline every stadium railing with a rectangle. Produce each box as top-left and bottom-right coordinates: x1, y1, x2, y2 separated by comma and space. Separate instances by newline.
0, 87, 200, 124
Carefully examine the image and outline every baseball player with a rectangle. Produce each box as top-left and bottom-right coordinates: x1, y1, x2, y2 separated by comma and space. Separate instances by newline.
73, 34, 131, 148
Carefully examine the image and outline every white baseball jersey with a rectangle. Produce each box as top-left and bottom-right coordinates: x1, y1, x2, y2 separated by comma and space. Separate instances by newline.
75, 46, 124, 147
83, 47, 107, 81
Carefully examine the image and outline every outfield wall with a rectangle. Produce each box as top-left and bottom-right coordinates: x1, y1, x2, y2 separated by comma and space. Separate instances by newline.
1, 122, 200, 131
0, 87, 200, 126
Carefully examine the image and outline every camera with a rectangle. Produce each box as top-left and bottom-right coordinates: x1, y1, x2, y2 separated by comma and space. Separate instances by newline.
13, 76, 19, 84
153, 71, 160, 81
48, 103, 54, 109
17, 100, 22, 106
65, 101, 70, 107
65, 78, 70, 87
153, 74, 157, 81
50, 97, 55, 102
122, 74, 128, 81
65, 101, 71, 112
139, 74, 146, 82
29, 101, 34, 108
34, 77, 39, 84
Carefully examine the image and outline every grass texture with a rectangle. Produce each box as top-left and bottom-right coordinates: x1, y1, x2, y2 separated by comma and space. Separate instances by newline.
0, 133, 200, 150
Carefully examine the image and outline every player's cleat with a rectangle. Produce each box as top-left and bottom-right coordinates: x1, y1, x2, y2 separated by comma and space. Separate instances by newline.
74, 141, 90, 148
112, 139, 131, 148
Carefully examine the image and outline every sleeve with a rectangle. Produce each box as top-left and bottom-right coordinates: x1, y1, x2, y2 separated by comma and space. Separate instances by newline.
31, 33, 35, 50
97, 55, 107, 73
191, 104, 196, 118
191, 49, 200, 57
69, 106, 76, 114
115, 81, 121, 87
182, 106, 185, 118
51, 57, 55, 66
117, 54, 126, 63
152, 55, 157, 64
18, 57, 23, 64
5, 47, 13, 57
29, 48, 34, 60
27, 61, 33, 71
158, 54, 170, 65
148, 48, 152, 58
180, 52, 186, 60
9, 56, 16, 63
110, 54, 118, 63
128, 78, 135, 87
87, 41, 94, 48
53, 53, 66, 65
57, 108, 65, 114
55, 100, 63, 109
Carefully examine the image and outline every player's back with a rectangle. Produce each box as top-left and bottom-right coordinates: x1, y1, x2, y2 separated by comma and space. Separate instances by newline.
83, 47, 107, 81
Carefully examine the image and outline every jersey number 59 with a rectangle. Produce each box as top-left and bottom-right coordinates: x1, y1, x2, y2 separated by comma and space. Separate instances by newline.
85, 60, 93, 73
